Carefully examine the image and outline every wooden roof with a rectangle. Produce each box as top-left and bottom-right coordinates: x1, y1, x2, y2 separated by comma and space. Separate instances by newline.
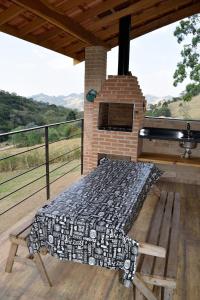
0, 0, 199, 62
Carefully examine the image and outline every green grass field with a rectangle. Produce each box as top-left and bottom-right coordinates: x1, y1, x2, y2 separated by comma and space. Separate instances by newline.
0, 138, 81, 214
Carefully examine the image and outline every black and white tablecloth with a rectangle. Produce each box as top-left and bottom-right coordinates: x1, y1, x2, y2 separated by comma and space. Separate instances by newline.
28, 159, 162, 287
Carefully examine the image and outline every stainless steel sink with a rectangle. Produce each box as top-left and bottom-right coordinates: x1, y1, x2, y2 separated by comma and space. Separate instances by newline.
139, 128, 184, 140
179, 123, 197, 158
139, 122, 200, 159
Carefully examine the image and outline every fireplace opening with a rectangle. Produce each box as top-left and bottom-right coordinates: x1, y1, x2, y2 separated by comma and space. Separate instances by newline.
98, 102, 134, 132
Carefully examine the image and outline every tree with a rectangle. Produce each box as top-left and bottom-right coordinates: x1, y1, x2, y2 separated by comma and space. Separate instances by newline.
173, 14, 200, 101
66, 110, 76, 121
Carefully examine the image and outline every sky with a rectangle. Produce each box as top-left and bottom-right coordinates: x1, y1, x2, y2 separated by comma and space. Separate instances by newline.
0, 21, 188, 98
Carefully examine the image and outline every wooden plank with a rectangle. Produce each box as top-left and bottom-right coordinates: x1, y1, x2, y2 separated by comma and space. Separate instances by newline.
133, 273, 158, 300
10, 236, 27, 246
34, 253, 52, 287
153, 192, 174, 277
5, 243, 18, 273
140, 191, 167, 276
92, 0, 161, 30
139, 242, 166, 258
141, 274, 176, 289
166, 192, 180, 280
12, 0, 109, 48
0, 4, 24, 25
9, 216, 33, 238
19, 18, 45, 36
108, 1, 200, 47
36, 0, 123, 49
18, 226, 32, 240
76, 0, 126, 23
0, 24, 80, 59
138, 152, 200, 168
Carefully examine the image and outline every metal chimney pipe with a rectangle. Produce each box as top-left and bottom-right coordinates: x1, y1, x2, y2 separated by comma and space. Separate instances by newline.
118, 15, 131, 75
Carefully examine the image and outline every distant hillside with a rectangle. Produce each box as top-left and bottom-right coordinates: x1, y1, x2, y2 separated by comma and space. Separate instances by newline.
168, 94, 200, 119
146, 94, 200, 119
32, 93, 172, 109
32, 93, 84, 111
0, 90, 81, 134
145, 94, 173, 105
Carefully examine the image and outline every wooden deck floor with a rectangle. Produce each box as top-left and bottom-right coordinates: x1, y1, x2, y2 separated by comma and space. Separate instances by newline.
0, 182, 199, 300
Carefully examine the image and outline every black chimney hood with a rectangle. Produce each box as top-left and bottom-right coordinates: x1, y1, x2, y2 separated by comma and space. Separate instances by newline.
118, 15, 131, 76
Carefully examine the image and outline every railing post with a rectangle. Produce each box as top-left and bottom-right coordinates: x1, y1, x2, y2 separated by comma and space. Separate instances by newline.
45, 126, 50, 200
81, 119, 84, 175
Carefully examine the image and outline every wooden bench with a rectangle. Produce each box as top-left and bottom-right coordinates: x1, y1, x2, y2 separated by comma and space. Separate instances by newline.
133, 190, 180, 300
5, 216, 52, 287
5, 190, 180, 299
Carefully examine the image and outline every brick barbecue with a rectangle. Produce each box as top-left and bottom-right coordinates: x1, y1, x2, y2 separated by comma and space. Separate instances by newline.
83, 73, 145, 174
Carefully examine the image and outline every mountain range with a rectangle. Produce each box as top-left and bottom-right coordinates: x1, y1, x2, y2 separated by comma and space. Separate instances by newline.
31, 93, 84, 111
31, 93, 174, 111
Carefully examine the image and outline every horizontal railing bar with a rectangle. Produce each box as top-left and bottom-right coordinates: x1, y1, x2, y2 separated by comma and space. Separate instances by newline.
0, 164, 80, 216
0, 146, 80, 186
0, 143, 45, 162
49, 146, 81, 163
0, 119, 83, 137
0, 162, 46, 186
0, 173, 46, 201
48, 133, 81, 145
0, 133, 80, 162
50, 164, 81, 185
49, 158, 78, 174
0, 185, 47, 216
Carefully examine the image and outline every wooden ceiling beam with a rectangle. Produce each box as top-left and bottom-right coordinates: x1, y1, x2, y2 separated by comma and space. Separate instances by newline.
19, 18, 45, 36
17, 0, 80, 38
91, 0, 162, 30
0, 23, 79, 60
76, 0, 126, 23
108, 2, 200, 47
22, 0, 126, 46
54, 0, 192, 51
92, 0, 193, 31
0, 4, 24, 25
11, 0, 109, 48
74, 1, 200, 62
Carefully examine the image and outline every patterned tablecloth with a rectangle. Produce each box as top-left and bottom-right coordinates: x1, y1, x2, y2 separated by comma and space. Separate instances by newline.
28, 158, 162, 287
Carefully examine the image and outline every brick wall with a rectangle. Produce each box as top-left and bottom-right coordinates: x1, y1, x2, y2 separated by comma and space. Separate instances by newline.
84, 75, 145, 173
84, 46, 107, 174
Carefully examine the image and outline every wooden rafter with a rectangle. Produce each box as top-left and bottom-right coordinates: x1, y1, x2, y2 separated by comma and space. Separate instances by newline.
74, 1, 200, 62
19, 18, 45, 36
34, 0, 127, 45
11, 0, 109, 48
91, 0, 162, 30
0, 23, 79, 60
0, 4, 24, 25
109, 2, 200, 46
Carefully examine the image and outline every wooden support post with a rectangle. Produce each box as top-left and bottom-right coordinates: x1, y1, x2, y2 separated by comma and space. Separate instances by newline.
133, 273, 158, 300
5, 243, 18, 273
34, 253, 52, 287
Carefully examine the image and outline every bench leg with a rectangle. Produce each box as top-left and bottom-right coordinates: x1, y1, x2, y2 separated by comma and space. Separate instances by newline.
34, 253, 52, 287
133, 273, 158, 300
5, 242, 18, 273
163, 287, 174, 300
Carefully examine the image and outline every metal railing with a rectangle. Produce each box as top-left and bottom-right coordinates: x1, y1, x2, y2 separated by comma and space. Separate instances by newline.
0, 119, 84, 216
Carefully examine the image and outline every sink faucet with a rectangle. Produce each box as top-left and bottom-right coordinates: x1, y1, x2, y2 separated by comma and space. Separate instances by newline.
186, 122, 191, 138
